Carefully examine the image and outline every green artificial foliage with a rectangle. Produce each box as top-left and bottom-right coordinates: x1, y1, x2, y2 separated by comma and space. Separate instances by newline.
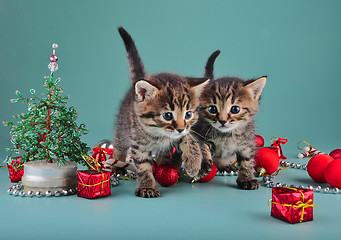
3, 46, 90, 167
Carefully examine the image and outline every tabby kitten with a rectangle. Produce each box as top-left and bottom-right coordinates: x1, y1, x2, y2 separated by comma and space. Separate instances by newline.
192, 50, 267, 190
114, 27, 209, 198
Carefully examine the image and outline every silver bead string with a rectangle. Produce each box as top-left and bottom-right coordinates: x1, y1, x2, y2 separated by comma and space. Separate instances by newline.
264, 160, 340, 194
215, 160, 340, 194
7, 181, 76, 198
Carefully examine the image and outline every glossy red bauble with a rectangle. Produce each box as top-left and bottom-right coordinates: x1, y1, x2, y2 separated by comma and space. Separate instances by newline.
307, 154, 334, 183
324, 159, 341, 188
329, 149, 341, 160
154, 163, 178, 187
200, 162, 217, 183
254, 147, 280, 175
255, 135, 265, 148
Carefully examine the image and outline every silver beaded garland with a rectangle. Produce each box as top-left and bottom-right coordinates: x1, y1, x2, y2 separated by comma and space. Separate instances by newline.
68, 188, 76, 195
27, 191, 34, 197
263, 160, 340, 194
323, 187, 330, 194
332, 188, 340, 194
6, 181, 77, 198
216, 170, 238, 176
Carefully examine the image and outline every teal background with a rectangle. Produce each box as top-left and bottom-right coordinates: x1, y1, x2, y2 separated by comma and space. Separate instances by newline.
0, 0, 340, 239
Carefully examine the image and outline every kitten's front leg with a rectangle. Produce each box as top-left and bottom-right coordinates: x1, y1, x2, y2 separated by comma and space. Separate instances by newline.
180, 135, 203, 177
236, 149, 260, 190
131, 144, 160, 198
197, 142, 213, 178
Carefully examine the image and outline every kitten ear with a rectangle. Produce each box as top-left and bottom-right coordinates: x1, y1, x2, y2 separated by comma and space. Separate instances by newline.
135, 80, 158, 101
245, 76, 267, 100
188, 78, 210, 98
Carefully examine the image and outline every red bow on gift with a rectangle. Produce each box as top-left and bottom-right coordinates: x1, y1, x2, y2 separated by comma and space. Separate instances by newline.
271, 137, 288, 160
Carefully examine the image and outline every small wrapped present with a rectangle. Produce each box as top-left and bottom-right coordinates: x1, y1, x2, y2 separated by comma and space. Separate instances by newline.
77, 153, 111, 199
7, 157, 24, 182
77, 170, 111, 199
269, 187, 316, 223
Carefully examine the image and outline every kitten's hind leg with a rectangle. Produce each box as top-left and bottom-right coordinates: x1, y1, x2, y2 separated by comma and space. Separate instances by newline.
214, 154, 238, 173
113, 139, 129, 175
236, 150, 260, 190
131, 143, 160, 198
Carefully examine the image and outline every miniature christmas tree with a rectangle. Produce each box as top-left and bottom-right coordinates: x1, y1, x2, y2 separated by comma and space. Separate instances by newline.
3, 43, 90, 167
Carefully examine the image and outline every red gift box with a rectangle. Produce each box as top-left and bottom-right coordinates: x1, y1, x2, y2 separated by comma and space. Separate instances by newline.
270, 187, 316, 223
77, 170, 111, 199
7, 157, 24, 182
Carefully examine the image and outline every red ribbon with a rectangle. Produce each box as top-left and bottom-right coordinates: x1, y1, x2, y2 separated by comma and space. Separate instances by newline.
271, 137, 288, 160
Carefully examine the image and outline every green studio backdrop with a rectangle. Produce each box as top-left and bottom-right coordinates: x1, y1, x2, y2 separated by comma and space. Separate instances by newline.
1, 0, 340, 160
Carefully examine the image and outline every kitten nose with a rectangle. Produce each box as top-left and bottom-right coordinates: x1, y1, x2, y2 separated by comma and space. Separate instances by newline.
177, 128, 185, 133
219, 120, 227, 126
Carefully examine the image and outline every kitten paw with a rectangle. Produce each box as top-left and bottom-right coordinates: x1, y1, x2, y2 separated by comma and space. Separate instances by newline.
135, 187, 161, 198
184, 161, 200, 178
237, 179, 260, 190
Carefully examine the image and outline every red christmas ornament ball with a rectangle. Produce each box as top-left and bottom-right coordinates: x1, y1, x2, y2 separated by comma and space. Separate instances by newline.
329, 149, 341, 160
324, 159, 341, 188
200, 162, 217, 183
307, 154, 334, 183
254, 135, 265, 148
254, 147, 280, 175
154, 163, 178, 187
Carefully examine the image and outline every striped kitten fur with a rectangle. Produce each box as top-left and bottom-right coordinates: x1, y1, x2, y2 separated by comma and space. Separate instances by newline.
192, 50, 267, 190
114, 27, 209, 198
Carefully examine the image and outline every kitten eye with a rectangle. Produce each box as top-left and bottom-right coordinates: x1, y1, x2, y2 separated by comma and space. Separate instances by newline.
208, 105, 218, 114
162, 112, 173, 121
230, 106, 240, 114
185, 111, 192, 119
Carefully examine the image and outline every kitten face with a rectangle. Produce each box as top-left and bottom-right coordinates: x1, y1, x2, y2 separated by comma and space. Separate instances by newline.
135, 73, 208, 139
200, 77, 266, 133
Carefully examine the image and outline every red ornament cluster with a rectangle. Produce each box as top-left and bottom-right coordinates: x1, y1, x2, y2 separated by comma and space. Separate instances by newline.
306, 149, 341, 188
307, 154, 333, 183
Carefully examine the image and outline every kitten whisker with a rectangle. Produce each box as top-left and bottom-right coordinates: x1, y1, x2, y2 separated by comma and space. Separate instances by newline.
189, 129, 205, 140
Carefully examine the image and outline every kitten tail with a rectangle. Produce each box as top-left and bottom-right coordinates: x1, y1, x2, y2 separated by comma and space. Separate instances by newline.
204, 50, 221, 79
118, 27, 146, 85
